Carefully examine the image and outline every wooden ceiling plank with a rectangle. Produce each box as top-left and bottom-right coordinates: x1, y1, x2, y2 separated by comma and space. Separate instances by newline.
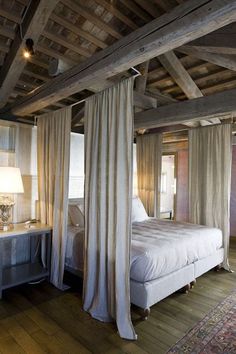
0, 8, 21, 24
0, 26, 15, 40
0, 0, 59, 109
94, 0, 138, 30
42, 29, 92, 58
5, 0, 236, 116
50, 13, 107, 49
61, 0, 122, 40
153, 0, 174, 12
178, 46, 236, 72
134, 87, 236, 129
35, 44, 78, 67
119, 0, 152, 22
133, 0, 163, 18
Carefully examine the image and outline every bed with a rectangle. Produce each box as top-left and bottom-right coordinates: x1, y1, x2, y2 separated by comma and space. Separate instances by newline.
66, 198, 224, 317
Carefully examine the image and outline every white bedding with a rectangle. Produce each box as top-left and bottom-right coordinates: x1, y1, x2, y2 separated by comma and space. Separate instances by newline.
131, 218, 222, 282
65, 218, 222, 283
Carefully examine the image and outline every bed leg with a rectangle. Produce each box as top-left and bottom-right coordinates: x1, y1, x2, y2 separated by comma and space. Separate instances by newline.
141, 308, 150, 321
190, 280, 196, 289
181, 283, 191, 294
214, 265, 221, 272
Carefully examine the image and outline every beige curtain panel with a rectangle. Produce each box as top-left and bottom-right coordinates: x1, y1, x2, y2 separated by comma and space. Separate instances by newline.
37, 107, 71, 289
83, 77, 137, 340
189, 123, 232, 270
136, 133, 162, 217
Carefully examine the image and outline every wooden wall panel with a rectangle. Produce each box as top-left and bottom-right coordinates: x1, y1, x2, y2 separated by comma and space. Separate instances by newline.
176, 149, 189, 222
230, 145, 236, 236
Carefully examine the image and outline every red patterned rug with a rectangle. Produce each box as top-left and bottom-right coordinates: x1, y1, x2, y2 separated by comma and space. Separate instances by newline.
167, 289, 236, 353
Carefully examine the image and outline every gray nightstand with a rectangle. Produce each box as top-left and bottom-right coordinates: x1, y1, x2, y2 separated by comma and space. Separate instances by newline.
0, 223, 52, 298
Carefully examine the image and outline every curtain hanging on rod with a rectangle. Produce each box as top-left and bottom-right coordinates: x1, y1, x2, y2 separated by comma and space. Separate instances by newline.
189, 123, 232, 271
37, 106, 71, 289
83, 77, 137, 340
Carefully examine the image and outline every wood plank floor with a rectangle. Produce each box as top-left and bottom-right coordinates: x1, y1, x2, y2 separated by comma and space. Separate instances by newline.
0, 239, 236, 354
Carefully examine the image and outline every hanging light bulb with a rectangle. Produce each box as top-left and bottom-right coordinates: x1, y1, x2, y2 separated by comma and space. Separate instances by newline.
23, 38, 34, 59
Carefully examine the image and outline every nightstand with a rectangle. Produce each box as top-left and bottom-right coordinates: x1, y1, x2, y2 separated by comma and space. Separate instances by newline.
0, 223, 52, 298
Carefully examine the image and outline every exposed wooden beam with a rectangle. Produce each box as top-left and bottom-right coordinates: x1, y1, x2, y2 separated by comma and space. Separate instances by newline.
158, 51, 203, 99
157, 50, 220, 125
0, 0, 59, 109
5, 0, 236, 116
135, 61, 150, 94
187, 23, 236, 55
134, 87, 236, 129
178, 46, 236, 72
134, 91, 157, 109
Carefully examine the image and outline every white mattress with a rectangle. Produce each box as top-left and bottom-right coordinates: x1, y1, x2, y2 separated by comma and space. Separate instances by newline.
131, 218, 222, 282
65, 219, 222, 283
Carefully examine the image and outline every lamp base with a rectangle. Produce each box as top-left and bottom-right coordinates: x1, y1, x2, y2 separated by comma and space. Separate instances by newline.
0, 197, 14, 232
0, 223, 13, 231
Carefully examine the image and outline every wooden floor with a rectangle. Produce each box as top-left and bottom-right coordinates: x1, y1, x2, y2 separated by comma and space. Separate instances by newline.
0, 240, 236, 354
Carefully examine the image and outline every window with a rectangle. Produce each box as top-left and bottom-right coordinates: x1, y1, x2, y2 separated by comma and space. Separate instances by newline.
69, 133, 84, 198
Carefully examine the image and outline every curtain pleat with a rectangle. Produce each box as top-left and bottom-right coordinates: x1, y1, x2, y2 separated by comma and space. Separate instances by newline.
37, 107, 71, 289
189, 124, 232, 270
83, 77, 137, 340
136, 133, 162, 217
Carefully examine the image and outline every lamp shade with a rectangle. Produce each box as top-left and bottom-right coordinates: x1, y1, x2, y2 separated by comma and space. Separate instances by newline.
0, 167, 24, 193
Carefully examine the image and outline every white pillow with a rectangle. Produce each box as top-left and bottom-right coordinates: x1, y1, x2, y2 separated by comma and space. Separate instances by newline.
68, 204, 84, 227
132, 197, 148, 222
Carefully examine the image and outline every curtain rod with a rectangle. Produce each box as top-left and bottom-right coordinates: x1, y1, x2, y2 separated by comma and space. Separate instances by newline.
71, 67, 141, 108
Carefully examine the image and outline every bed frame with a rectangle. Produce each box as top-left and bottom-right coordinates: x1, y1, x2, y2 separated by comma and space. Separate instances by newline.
131, 248, 224, 319
66, 199, 224, 319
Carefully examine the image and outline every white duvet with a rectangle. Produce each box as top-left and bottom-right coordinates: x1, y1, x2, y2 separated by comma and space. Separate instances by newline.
131, 218, 222, 282
65, 218, 222, 283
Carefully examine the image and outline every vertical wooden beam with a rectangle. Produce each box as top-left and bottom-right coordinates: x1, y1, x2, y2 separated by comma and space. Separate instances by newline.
135, 61, 150, 94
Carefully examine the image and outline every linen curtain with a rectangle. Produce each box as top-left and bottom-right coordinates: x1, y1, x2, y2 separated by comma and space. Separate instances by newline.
83, 77, 137, 340
189, 124, 232, 270
37, 107, 71, 289
136, 133, 162, 217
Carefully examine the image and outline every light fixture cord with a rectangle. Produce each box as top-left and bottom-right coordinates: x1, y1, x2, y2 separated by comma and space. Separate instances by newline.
19, 0, 33, 40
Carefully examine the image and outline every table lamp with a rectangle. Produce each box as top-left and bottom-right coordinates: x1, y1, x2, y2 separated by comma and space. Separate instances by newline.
0, 167, 24, 231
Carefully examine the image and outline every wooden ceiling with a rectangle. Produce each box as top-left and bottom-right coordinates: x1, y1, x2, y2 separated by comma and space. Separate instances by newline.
0, 0, 236, 130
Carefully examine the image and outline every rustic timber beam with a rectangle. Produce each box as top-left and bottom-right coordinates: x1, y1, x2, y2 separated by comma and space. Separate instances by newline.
158, 51, 203, 99
187, 23, 236, 55
157, 50, 220, 125
177, 46, 236, 72
3, 0, 236, 116
0, 0, 59, 109
134, 88, 236, 130
135, 61, 150, 94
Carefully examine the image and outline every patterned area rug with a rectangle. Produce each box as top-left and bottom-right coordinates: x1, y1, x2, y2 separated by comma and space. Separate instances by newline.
167, 289, 236, 353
